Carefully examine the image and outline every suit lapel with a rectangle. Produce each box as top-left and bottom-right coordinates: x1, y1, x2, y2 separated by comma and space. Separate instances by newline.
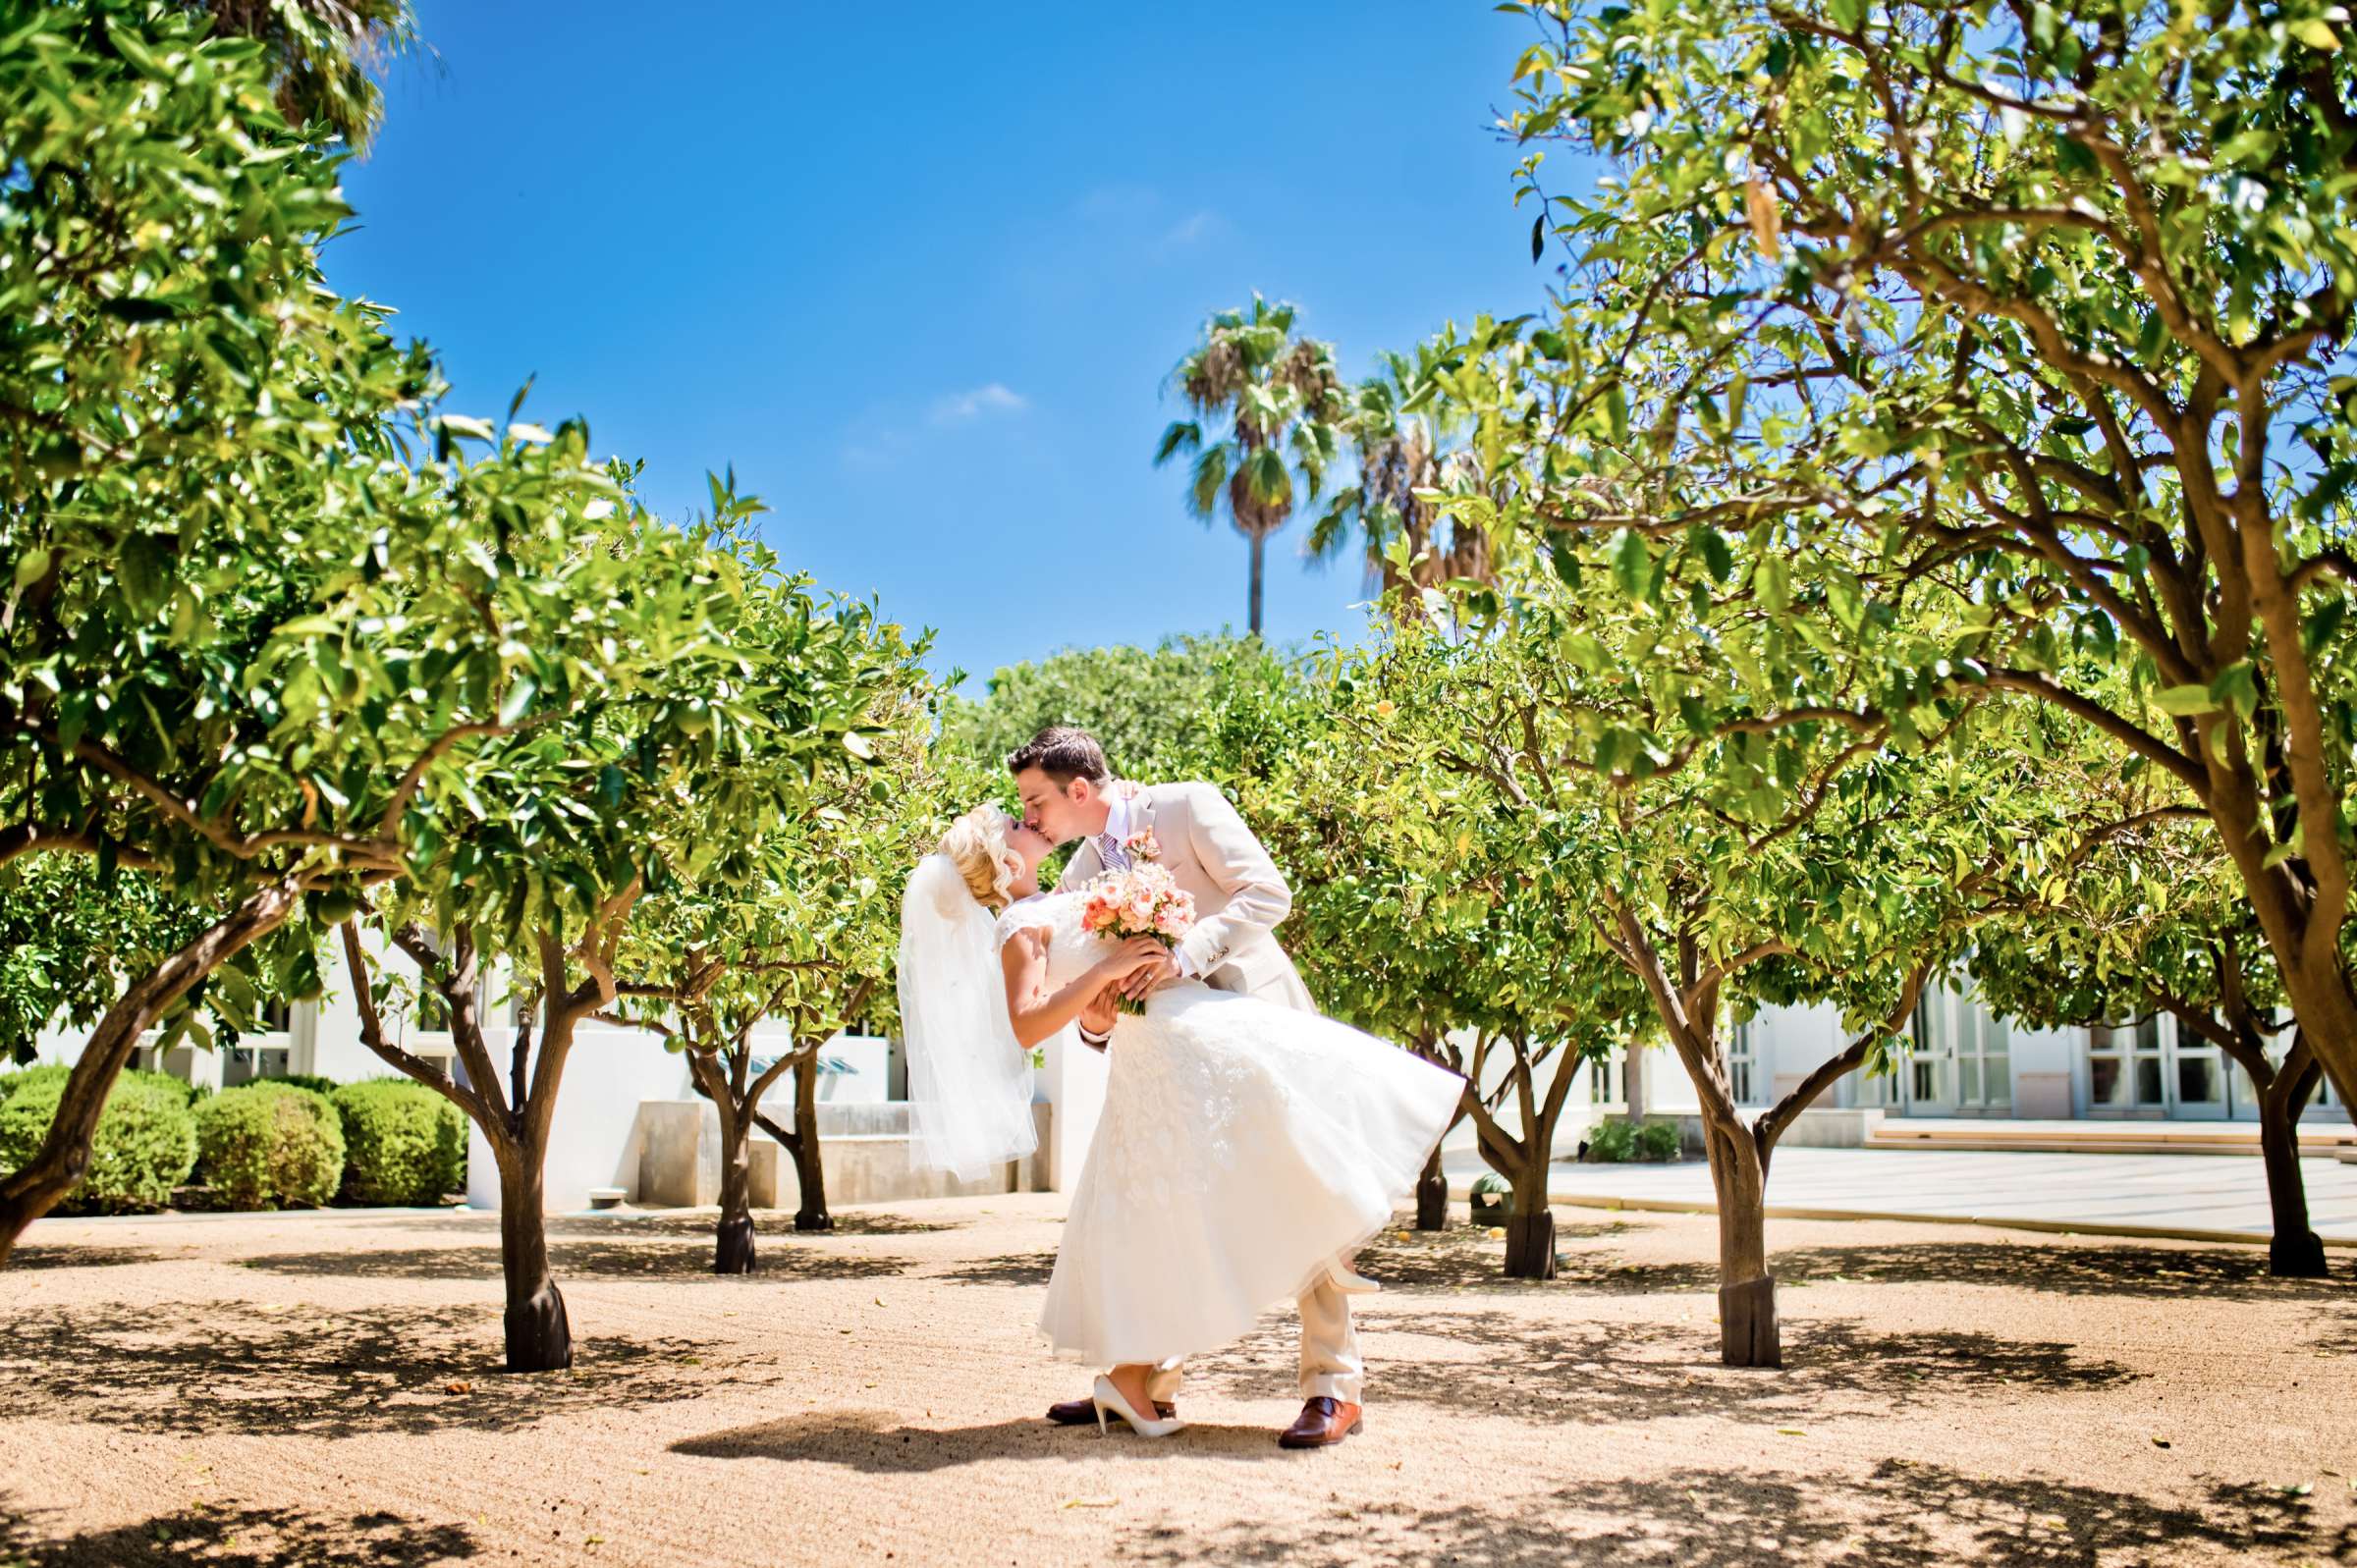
1130, 784, 1159, 853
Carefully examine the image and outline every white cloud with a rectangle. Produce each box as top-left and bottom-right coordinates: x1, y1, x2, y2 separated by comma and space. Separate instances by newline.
843, 384, 1031, 468
928, 383, 1029, 425
1156, 209, 1222, 250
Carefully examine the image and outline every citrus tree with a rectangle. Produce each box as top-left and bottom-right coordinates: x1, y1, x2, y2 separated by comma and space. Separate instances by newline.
939, 635, 1300, 786
602, 604, 959, 1270
337, 497, 890, 1367
1343, 572, 2109, 1361
1497, 0, 2357, 1117
1972, 811, 2335, 1276
0, 859, 219, 1066
0, 1, 610, 1261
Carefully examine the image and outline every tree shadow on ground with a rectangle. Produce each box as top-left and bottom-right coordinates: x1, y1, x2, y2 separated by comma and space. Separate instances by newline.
1112, 1461, 2352, 1566
2313, 1307, 2357, 1359
368, 1208, 956, 1245
1360, 1221, 2352, 1303
1185, 1311, 2139, 1428
1350, 1220, 1640, 1292
669, 1408, 1280, 1473
930, 1251, 1059, 1288
234, 1239, 911, 1282
1, 1244, 164, 1271
1756, 1238, 2353, 1302
0, 1495, 481, 1568
0, 1301, 786, 1440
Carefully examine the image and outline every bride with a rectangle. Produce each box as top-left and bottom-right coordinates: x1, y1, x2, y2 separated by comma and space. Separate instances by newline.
899, 803, 1464, 1440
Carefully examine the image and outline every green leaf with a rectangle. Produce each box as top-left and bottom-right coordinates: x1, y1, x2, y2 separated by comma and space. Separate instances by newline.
1693, 526, 1733, 584
2208, 661, 2259, 719
2291, 18, 2340, 50
497, 675, 538, 726
2151, 684, 2220, 716
2303, 595, 2347, 657
1610, 529, 1651, 602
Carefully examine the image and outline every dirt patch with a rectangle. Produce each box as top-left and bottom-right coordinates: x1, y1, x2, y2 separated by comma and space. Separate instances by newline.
2, 1198, 2350, 1566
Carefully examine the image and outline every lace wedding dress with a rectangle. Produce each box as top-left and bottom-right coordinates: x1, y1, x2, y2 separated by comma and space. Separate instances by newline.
1004, 892, 1464, 1369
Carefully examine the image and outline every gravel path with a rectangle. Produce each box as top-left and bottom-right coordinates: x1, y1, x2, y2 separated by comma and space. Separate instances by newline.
2, 1196, 2353, 1566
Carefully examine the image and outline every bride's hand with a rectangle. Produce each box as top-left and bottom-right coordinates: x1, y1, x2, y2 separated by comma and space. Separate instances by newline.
1079, 982, 1122, 1040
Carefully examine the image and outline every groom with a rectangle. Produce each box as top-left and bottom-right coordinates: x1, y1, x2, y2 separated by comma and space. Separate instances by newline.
1011, 726, 1368, 1449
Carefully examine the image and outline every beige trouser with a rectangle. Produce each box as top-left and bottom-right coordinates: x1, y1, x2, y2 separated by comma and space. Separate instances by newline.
1141, 1267, 1363, 1406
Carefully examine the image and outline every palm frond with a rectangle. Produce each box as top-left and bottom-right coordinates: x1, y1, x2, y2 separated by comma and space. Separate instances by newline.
1154, 420, 1202, 466
1187, 444, 1231, 520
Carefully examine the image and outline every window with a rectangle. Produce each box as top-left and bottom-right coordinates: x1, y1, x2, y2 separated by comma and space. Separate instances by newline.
1588, 1051, 1624, 1106
1727, 1019, 1758, 1107
2087, 1014, 2164, 1110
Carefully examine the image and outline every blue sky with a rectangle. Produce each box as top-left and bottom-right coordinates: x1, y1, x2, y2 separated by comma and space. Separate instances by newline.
326, 3, 1552, 690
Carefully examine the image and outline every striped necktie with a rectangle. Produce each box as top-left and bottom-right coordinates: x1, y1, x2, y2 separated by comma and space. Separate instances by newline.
1097, 830, 1129, 872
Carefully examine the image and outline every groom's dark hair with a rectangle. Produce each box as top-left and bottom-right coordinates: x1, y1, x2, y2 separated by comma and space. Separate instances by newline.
1009, 726, 1112, 785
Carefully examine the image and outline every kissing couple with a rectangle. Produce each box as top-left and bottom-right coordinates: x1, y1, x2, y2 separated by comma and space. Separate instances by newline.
898, 726, 1463, 1448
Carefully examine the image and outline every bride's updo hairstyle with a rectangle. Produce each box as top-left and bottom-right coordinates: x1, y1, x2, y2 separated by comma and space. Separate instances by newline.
938, 804, 1017, 910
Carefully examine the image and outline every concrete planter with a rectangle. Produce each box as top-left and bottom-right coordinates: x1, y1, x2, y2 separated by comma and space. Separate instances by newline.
632, 1099, 1052, 1209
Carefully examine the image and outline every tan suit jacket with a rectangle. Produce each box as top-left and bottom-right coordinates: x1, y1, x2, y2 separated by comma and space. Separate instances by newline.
1057, 781, 1315, 1013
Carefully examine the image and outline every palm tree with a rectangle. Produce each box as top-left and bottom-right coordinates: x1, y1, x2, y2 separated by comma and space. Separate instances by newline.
1155, 296, 1346, 637
1308, 343, 1494, 621
198, 0, 418, 150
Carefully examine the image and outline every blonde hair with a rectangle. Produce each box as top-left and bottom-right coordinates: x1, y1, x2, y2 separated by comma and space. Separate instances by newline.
939, 804, 1017, 909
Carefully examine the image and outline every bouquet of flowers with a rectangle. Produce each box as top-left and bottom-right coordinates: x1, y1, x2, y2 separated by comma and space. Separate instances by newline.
1079, 857, 1196, 1014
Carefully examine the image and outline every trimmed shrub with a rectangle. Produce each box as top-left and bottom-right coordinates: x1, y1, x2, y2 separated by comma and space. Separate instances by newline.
330, 1078, 465, 1206
1633, 1119, 1682, 1162
1586, 1117, 1682, 1162
263, 1072, 338, 1099
0, 1063, 71, 1105
0, 1067, 198, 1214
1584, 1117, 1637, 1162
194, 1082, 345, 1210
138, 1068, 208, 1108
1468, 1171, 1511, 1222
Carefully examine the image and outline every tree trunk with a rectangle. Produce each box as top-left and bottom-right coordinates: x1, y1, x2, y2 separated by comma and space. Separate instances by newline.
1414, 1142, 1451, 1230
1705, 1121, 1779, 1368
1501, 1171, 1556, 1279
1247, 530, 1266, 637
0, 879, 301, 1266
496, 1149, 572, 1372
791, 1051, 830, 1232
2259, 1062, 2329, 1278
714, 1101, 757, 1275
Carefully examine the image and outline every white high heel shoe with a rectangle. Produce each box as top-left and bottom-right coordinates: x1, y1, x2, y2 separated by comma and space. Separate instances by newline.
1092, 1374, 1184, 1438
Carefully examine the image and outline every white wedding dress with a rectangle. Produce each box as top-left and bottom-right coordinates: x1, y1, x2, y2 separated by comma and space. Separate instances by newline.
1007, 892, 1465, 1369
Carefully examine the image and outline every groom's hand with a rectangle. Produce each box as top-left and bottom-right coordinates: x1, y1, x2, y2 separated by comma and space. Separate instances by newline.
1122, 950, 1181, 1001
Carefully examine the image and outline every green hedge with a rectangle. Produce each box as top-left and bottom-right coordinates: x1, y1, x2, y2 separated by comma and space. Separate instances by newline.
330, 1078, 465, 1206
1586, 1117, 1682, 1163
194, 1082, 345, 1210
0, 1062, 70, 1105
0, 1066, 198, 1214
261, 1072, 338, 1099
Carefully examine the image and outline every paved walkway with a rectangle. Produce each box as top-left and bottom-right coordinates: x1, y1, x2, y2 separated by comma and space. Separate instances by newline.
1443, 1146, 2357, 1245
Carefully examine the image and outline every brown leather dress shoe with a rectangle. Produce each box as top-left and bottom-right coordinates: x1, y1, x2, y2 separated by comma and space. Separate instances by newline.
1278, 1396, 1364, 1448
1047, 1394, 1176, 1427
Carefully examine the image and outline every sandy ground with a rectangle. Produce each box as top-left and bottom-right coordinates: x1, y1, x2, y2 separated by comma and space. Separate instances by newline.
1, 1195, 2353, 1568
